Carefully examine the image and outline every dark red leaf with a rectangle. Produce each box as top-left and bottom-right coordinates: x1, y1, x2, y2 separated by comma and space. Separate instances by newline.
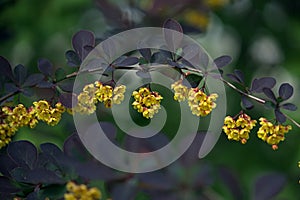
279, 83, 293, 100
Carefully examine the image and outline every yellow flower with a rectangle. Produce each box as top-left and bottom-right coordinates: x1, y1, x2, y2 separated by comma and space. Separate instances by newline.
257, 118, 292, 149
222, 113, 257, 144
64, 181, 102, 200
171, 80, 189, 102
187, 89, 218, 117
132, 87, 163, 119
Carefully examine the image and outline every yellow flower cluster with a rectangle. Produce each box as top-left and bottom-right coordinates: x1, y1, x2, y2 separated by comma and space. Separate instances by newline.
188, 89, 218, 117
257, 118, 292, 150
171, 80, 189, 102
223, 114, 257, 144
171, 81, 218, 117
132, 87, 163, 119
74, 81, 126, 115
0, 101, 66, 148
64, 182, 102, 200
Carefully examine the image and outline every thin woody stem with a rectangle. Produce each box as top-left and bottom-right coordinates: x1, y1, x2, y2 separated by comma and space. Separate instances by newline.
221, 78, 266, 104
284, 113, 300, 128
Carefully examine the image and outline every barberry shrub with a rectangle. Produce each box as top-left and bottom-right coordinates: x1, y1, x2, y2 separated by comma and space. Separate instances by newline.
0, 18, 298, 200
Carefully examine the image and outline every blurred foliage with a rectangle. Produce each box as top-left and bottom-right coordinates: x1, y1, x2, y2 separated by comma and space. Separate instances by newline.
0, 0, 300, 199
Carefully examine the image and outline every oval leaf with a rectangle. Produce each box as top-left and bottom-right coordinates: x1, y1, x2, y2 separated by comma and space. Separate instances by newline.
23, 73, 44, 87
234, 69, 244, 83
251, 77, 276, 93
7, 141, 37, 169
14, 64, 27, 85
38, 58, 53, 76
263, 88, 276, 102
213, 55, 232, 68
116, 57, 139, 67
279, 83, 293, 100
65, 50, 81, 67
241, 95, 254, 109
72, 30, 95, 60
0, 56, 14, 80
139, 48, 152, 62
163, 19, 183, 52
275, 109, 286, 123
253, 173, 286, 200
281, 103, 297, 111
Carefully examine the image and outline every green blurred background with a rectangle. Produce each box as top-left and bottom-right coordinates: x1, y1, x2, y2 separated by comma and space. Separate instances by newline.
1, 0, 299, 199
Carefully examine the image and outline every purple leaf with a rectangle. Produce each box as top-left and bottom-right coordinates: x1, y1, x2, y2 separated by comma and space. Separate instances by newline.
219, 166, 244, 200
38, 58, 53, 76
0, 56, 14, 80
23, 73, 44, 87
139, 48, 152, 62
14, 64, 27, 85
275, 109, 286, 123
72, 30, 95, 60
241, 95, 254, 109
7, 141, 37, 170
65, 50, 81, 67
281, 103, 297, 111
4, 83, 19, 93
137, 171, 176, 190
136, 70, 151, 79
253, 173, 286, 200
58, 80, 74, 92
182, 44, 200, 61
234, 69, 244, 83
226, 73, 241, 83
251, 77, 276, 93
163, 19, 183, 52
213, 55, 232, 68
0, 177, 20, 193
36, 81, 54, 88
116, 57, 139, 67
263, 88, 276, 102
0, 154, 19, 177
59, 92, 74, 108
200, 52, 209, 68
63, 133, 92, 161
279, 83, 293, 100
10, 167, 64, 184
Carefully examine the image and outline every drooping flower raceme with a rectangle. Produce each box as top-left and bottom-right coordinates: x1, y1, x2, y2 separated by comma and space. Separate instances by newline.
171, 80, 218, 117
171, 80, 189, 102
223, 113, 257, 144
187, 88, 218, 117
257, 117, 292, 150
132, 87, 163, 119
74, 81, 126, 114
64, 181, 102, 200
0, 101, 66, 148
